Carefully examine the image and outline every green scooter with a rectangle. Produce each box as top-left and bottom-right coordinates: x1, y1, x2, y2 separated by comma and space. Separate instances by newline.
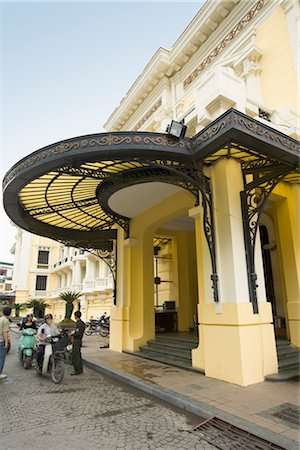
18, 328, 37, 369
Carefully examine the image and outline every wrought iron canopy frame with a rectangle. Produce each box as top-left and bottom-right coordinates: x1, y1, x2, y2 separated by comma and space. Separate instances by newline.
3, 108, 299, 310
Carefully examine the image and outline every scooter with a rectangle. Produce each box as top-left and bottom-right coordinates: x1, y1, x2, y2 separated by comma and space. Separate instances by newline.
18, 328, 37, 369
36, 333, 69, 384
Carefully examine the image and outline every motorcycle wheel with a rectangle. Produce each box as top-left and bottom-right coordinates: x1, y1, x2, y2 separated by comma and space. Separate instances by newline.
100, 326, 109, 337
23, 355, 32, 369
84, 327, 92, 336
51, 357, 65, 384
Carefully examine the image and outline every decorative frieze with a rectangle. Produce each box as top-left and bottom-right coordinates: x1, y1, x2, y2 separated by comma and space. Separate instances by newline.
133, 98, 162, 131
183, 0, 268, 89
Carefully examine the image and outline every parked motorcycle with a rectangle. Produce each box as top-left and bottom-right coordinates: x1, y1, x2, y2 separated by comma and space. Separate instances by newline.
84, 319, 100, 336
36, 332, 69, 383
99, 316, 110, 337
18, 328, 37, 369
84, 314, 110, 337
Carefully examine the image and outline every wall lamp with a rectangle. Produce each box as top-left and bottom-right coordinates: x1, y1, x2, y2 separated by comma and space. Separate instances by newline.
166, 120, 187, 139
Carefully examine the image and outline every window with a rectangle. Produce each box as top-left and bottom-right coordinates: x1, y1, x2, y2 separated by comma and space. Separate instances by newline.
5, 284, 12, 291
37, 250, 49, 267
35, 275, 47, 291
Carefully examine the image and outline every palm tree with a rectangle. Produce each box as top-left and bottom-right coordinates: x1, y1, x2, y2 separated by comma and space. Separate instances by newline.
12, 303, 27, 317
26, 299, 50, 318
59, 290, 81, 321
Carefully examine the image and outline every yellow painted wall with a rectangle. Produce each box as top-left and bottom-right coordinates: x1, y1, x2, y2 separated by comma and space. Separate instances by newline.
111, 189, 195, 352
272, 182, 300, 347
256, 6, 298, 108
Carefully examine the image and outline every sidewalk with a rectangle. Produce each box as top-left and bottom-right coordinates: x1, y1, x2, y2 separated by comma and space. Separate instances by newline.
82, 335, 299, 450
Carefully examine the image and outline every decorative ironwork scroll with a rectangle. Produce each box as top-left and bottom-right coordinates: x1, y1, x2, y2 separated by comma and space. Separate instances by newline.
240, 159, 292, 313
92, 242, 117, 306
61, 240, 117, 305
199, 171, 219, 302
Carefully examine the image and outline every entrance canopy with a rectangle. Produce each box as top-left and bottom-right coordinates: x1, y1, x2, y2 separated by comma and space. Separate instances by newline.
3, 109, 299, 249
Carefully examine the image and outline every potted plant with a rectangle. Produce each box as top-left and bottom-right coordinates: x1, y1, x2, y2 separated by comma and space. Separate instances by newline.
11, 302, 27, 318
26, 299, 50, 319
58, 290, 81, 329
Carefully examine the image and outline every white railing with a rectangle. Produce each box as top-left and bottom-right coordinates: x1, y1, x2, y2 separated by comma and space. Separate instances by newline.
52, 256, 73, 269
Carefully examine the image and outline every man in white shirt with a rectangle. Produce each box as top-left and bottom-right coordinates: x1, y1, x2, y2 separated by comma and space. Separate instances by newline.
36, 313, 59, 370
0, 307, 11, 380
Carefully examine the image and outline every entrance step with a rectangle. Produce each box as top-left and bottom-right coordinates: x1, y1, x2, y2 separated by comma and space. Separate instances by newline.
128, 332, 201, 372
266, 339, 300, 382
139, 345, 192, 364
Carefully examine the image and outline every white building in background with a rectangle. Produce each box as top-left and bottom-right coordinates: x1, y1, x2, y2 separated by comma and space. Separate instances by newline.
0, 261, 13, 294
11, 226, 113, 321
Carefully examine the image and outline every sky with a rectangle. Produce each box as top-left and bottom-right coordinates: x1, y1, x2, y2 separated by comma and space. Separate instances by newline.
0, 1, 203, 263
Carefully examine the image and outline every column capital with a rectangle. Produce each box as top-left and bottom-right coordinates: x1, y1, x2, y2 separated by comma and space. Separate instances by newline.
124, 238, 138, 248
188, 205, 202, 220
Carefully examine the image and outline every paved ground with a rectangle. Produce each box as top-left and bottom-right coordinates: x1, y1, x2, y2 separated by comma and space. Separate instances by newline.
0, 331, 217, 450
82, 334, 300, 449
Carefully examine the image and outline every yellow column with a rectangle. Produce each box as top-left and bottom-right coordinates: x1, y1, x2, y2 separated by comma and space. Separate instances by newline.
126, 226, 155, 351
172, 231, 198, 332
191, 158, 278, 386
274, 183, 300, 347
109, 227, 130, 352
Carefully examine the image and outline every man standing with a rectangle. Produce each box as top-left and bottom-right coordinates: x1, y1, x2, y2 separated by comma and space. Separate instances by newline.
71, 311, 85, 376
0, 307, 11, 380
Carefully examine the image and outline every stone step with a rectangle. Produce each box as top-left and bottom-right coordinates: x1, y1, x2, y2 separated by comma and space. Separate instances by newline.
139, 346, 192, 364
147, 339, 196, 352
142, 343, 192, 360
265, 369, 299, 382
276, 346, 299, 356
277, 350, 300, 362
276, 339, 291, 348
127, 349, 199, 372
278, 360, 300, 372
154, 334, 198, 346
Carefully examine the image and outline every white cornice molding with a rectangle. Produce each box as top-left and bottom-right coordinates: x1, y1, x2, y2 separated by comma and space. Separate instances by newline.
104, 0, 243, 131
104, 0, 281, 131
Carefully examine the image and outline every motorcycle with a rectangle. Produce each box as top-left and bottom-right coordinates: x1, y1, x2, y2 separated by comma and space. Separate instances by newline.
18, 328, 37, 369
35, 332, 69, 384
99, 316, 110, 337
84, 315, 110, 337
84, 318, 100, 336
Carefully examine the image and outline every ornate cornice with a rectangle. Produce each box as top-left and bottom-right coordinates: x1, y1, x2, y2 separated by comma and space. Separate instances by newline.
133, 98, 162, 131
183, 0, 268, 89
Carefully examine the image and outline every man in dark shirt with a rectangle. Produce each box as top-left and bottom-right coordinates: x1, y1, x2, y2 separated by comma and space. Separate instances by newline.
71, 311, 85, 376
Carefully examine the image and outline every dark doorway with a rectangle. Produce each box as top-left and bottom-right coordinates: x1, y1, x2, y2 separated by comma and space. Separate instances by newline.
259, 225, 276, 315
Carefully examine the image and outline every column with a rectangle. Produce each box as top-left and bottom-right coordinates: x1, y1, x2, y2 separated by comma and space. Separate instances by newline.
109, 227, 130, 352
83, 256, 94, 289
274, 183, 300, 347
127, 227, 154, 351
73, 260, 81, 290
190, 158, 277, 386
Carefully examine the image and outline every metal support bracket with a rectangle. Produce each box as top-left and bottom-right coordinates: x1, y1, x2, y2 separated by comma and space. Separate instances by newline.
62, 239, 118, 305
199, 170, 219, 302
90, 241, 118, 306
240, 160, 292, 313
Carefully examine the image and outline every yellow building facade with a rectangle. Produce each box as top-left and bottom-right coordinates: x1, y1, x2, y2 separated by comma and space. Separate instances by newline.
103, 0, 299, 385
3, 0, 299, 386
11, 227, 113, 321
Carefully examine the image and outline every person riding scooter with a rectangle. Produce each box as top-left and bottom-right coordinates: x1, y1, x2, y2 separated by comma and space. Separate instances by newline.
18, 323, 37, 369
19, 314, 37, 333
36, 314, 59, 371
